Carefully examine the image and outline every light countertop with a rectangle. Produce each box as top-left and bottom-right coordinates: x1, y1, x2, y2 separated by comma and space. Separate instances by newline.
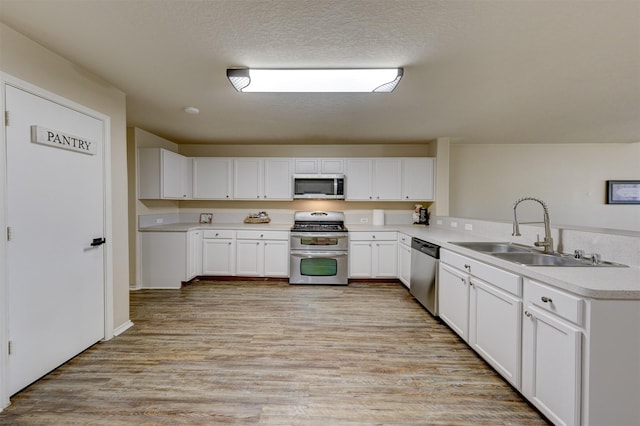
140, 222, 640, 299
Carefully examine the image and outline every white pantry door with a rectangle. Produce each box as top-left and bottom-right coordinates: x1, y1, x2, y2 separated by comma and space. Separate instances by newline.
5, 85, 105, 395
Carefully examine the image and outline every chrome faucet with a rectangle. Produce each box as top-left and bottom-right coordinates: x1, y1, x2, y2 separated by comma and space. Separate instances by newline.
512, 197, 554, 254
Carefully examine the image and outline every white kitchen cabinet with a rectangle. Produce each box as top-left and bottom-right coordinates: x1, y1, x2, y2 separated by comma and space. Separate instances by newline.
202, 230, 235, 276
439, 250, 523, 389
438, 262, 471, 339
402, 157, 435, 201
348, 232, 397, 278
139, 231, 197, 288
294, 158, 344, 174
234, 158, 292, 200
522, 279, 582, 426
187, 230, 203, 279
193, 157, 233, 199
397, 233, 412, 288
138, 148, 192, 199
235, 230, 289, 277
345, 158, 402, 201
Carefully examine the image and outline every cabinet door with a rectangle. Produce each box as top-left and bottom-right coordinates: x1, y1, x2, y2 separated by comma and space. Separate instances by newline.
264, 159, 292, 200
161, 149, 185, 199
202, 239, 235, 275
236, 239, 261, 276
373, 241, 398, 278
263, 240, 289, 277
471, 279, 522, 388
522, 305, 582, 426
402, 158, 435, 201
193, 158, 232, 199
438, 263, 470, 341
349, 241, 373, 277
398, 243, 411, 288
320, 159, 344, 173
233, 158, 262, 199
373, 159, 402, 200
187, 230, 202, 279
346, 159, 373, 200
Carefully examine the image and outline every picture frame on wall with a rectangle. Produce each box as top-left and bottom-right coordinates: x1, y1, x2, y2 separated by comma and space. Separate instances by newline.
199, 212, 213, 224
606, 180, 640, 204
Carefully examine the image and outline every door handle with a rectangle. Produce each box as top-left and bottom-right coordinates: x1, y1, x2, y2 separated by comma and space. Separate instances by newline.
91, 237, 106, 247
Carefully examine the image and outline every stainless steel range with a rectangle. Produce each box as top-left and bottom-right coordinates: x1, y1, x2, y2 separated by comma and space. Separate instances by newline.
289, 211, 349, 285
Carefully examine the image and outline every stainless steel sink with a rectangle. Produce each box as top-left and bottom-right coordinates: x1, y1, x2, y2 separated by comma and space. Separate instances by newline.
449, 241, 627, 267
450, 241, 536, 253
491, 252, 626, 267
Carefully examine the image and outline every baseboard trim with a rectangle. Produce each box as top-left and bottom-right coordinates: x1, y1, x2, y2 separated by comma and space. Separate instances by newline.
113, 320, 134, 336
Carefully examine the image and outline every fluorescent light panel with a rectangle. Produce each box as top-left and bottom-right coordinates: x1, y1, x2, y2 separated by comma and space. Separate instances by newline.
227, 68, 403, 93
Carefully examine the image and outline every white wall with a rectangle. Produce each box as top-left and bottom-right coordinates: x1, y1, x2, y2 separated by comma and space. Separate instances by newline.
450, 142, 640, 232
0, 23, 130, 330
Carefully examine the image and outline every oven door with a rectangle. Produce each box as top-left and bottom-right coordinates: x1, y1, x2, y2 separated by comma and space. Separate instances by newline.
290, 232, 348, 251
289, 251, 348, 285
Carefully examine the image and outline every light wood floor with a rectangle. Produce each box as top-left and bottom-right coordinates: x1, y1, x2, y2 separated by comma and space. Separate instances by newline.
1, 280, 549, 425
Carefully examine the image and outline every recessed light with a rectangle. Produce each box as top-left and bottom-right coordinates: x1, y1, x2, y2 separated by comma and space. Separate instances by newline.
184, 106, 200, 114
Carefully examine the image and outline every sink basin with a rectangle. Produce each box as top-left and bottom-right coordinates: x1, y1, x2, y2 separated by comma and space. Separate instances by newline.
491, 252, 626, 267
450, 241, 536, 253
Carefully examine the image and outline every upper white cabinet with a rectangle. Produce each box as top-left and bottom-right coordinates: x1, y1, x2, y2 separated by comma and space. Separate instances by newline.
139, 154, 434, 201
138, 148, 192, 199
294, 158, 345, 174
234, 158, 292, 200
402, 157, 435, 201
346, 158, 434, 201
346, 158, 402, 201
193, 158, 233, 199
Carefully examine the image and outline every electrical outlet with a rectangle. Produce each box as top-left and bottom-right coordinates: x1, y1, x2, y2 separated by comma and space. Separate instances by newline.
360, 217, 369, 223
156, 218, 164, 224
464, 224, 473, 231
450, 221, 458, 228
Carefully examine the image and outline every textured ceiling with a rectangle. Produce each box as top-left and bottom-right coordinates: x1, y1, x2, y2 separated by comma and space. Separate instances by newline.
1, 0, 639, 145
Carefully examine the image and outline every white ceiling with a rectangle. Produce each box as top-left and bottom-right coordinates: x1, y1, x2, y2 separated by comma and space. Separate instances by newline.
1, 0, 639, 145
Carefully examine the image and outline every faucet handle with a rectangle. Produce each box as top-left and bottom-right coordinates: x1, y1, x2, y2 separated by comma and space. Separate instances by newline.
574, 249, 585, 259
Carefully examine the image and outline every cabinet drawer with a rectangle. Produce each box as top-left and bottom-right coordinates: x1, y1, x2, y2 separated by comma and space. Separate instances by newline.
398, 233, 412, 247
349, 232, 397, 241
236, 230, 289, 240
442, 250, 521, 297
203, 229, 235, 239
525, 279, 584, 325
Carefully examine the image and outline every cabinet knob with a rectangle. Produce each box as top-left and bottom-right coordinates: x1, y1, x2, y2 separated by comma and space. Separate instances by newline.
228, 242, 231, 245
525, 311, 532, 318
260, 234, 264, 238
256, 242, 260, 245
369, 196, 372, 199
464, 264, 471, 271
405, 196, 409, 199
215, 233, 219, 237
226, 195, 229, 198
541, 296, 553, 303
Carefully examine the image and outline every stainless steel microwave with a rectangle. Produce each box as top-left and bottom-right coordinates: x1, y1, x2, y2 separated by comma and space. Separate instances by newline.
293, 174, 345, 199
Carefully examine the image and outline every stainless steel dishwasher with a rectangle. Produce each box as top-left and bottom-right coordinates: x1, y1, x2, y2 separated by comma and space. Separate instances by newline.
410, 237, 440, 316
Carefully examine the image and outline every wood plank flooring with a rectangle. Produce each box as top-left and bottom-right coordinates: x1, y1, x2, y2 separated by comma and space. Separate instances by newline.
0, 280, 549, 425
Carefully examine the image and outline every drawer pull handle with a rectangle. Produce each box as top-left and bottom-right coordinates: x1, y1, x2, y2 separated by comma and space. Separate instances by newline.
525, 311, 532, 318
541, 296, 553, 303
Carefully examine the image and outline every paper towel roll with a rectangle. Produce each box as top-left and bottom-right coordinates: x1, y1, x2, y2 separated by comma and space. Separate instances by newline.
373, 209, 384, 226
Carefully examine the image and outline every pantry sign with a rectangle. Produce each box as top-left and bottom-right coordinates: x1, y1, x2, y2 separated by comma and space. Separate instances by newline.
30, 125, 97, 155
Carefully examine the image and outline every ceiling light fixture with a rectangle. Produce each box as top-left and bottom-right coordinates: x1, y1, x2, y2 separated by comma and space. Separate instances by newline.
226, 68, 403, 93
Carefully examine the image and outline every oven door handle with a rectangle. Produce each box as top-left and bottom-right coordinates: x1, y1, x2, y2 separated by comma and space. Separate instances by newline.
290, 233, 348, 239
290, 251, 348, 258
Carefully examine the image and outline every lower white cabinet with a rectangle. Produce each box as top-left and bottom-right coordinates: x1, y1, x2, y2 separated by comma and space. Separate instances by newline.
397, 233, 412, 288
139, 231, 200, 288
202, 230, 235, 276
522, 279, 583, 426
236, 230, 289, 277
439, 250, 523, 389
348, 232, 397, 278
